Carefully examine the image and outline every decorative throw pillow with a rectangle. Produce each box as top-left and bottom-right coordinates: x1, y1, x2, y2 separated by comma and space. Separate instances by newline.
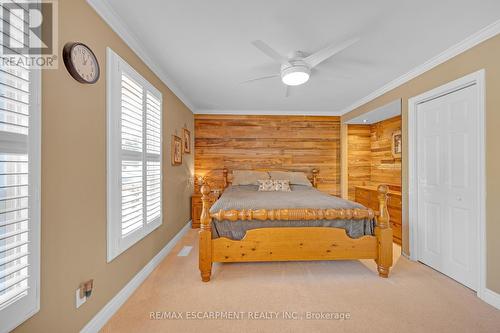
273, 179, 292, 192
232, 170, 270, 186
269, 171, 312, 186
257, 179, 275, 191
258, 179, 291, 192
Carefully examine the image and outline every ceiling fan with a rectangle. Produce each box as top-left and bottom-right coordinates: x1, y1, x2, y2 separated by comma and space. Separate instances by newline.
243, 38, 360, 96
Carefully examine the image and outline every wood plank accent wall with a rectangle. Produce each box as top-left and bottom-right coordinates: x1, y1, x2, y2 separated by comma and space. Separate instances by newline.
347, 116, 402, 200
347, 125, 371, 200
195, 115, 341, 195
370, 116, 402, 186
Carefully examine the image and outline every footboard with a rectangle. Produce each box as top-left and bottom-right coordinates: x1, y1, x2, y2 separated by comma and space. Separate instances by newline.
199, 185, 392, 282
212, 228, 378, 262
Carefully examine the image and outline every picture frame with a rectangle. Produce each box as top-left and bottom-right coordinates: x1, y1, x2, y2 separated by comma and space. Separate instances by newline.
182, 128, 191, 154
392, 130, 402, 159
172, 135, 183, 165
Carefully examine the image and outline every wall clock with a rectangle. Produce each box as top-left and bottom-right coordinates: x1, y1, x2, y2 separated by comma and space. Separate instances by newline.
63, 42, 100, 84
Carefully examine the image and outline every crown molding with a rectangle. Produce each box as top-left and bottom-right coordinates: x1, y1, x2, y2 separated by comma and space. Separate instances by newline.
194, 109, 342, 116
339, 18, 500, 115
86, 0, 196, 113
86, 0, 500, 117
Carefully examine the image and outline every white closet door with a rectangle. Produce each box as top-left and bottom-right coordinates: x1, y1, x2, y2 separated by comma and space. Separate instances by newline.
417, 84, 478, 290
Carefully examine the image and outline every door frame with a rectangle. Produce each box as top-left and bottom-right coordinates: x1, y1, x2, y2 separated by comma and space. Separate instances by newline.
408, 69, 486, 294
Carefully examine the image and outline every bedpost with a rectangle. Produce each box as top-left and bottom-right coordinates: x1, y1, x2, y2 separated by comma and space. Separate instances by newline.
199, 184, 213, 282
222, 168, 228, 188
375, 184, 393, 278
312, 169, 319, 188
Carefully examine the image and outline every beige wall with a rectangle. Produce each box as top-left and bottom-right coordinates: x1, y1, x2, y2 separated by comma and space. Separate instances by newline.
342, 34, 500, 293
14, 1, 194, 332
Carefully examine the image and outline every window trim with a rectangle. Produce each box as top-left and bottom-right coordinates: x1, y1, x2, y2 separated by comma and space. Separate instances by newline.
0, 42, 41, 333
106, 48, 163, 262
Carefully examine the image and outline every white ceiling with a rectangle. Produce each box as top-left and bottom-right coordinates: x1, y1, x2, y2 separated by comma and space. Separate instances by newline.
98, 0, 500, 114
345, 99, 401, 124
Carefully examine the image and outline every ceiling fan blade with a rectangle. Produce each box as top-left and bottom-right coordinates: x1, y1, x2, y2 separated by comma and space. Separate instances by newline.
240, 74, 280, 84
285, 85, 290, 98
251, 40, 288, 64
304, 37, 360, 68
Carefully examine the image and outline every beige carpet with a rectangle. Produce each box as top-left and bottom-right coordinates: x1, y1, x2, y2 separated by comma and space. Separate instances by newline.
101, 230, 500, 333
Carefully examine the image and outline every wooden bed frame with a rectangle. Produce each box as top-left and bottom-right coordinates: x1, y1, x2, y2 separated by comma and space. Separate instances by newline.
199, 169, 393, 282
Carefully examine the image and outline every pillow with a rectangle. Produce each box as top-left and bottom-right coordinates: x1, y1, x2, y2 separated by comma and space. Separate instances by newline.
269, 171, 312, 186
273, 179, 292, 192
232, 170, 270, 186
258, 179, 291, 192
257, 179, 275, 191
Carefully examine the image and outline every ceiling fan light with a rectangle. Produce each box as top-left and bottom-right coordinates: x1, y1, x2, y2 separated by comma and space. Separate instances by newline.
281, 66, 310, 86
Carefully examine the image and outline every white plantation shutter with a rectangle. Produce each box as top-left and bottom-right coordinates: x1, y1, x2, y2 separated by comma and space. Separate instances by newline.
0, 1, 41, 331
107, 49, 162, 262
145, 93, 161, 224
120, 74, 144, 237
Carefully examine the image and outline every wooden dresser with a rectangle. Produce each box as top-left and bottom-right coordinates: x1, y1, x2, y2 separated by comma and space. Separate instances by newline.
191, 193, 218, 228
355, 185, 402, 245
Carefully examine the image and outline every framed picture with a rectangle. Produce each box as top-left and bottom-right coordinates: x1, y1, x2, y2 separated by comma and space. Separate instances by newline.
171, 135, 182, 165
182, 128, 191, 154
392, 130, 402, 159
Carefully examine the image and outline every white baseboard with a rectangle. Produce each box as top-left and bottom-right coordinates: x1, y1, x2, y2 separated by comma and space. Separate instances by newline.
480, 287, 500, 310
80, 221, 192, 333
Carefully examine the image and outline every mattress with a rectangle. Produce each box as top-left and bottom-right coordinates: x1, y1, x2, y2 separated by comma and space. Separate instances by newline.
209, 185, 375, 240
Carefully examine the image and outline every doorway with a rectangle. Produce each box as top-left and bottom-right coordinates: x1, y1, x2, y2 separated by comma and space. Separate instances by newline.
344, 100, 403, 247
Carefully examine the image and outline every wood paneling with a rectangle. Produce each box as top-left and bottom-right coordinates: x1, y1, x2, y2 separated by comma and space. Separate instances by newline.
347, 125, 371, 200
195, 115, 341, 195
347, 116, 401, 199
348, 116, 402, 244
370, 116, 402, 186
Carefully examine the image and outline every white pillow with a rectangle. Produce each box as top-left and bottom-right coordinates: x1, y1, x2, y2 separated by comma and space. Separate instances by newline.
232, 170, 270, 186
269, 171, 312, 186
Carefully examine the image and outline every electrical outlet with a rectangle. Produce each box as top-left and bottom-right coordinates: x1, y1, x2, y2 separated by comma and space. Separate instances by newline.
80, 279, 94, 298
76, 288, 86, 308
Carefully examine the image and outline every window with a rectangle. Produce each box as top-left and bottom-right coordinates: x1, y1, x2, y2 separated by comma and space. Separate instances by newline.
0, 1, 41, 331
106, 48, 162, 262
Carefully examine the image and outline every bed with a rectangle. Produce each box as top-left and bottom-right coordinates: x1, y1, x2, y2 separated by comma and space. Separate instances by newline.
199, 169, 393, 282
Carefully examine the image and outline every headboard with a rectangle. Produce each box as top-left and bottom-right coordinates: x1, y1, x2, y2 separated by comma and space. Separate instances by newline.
222, 168, 319, 189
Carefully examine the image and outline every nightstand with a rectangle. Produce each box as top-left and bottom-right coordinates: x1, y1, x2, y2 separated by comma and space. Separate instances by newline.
191, 192, 219, 228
